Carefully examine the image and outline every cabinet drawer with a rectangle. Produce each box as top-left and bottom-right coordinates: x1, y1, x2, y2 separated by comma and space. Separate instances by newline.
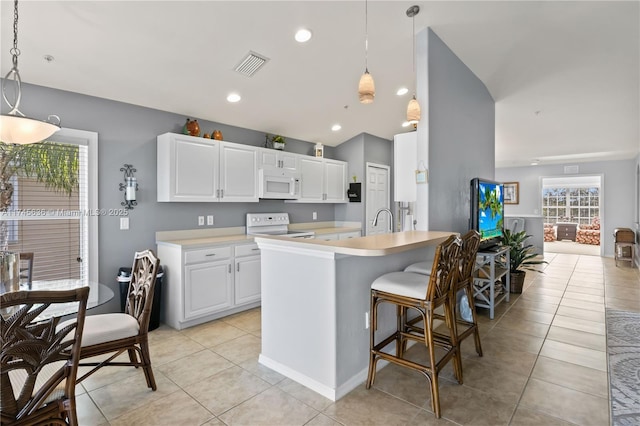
235, 243, 261, 257
185, 246, 232, 264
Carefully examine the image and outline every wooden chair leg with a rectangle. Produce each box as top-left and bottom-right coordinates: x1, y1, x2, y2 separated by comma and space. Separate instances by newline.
139, 340, 157, 391
128, 348, 138, 366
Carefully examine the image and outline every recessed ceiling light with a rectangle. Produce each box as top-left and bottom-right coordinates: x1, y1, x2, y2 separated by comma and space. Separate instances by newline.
295, 29, 312, 43
331, 124, 341, 131
396, 87, 409, 96
401, 121, 410, 127
531, 160, 539, 165
226, 93, 241, 103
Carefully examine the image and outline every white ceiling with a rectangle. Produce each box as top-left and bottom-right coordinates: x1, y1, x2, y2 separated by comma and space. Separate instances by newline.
1, 1, 638, 168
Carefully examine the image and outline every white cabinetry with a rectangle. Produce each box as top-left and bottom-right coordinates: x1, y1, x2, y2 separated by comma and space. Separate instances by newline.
157, 133, 258, 202
259, 149, 298, 172
339, 231, 361, 239
234, 243, 261, 305
219, 142, 259, 202
183, 246, 233, 320
295, 157, 347, 203
324, 159, 347, 203
158, 240, 262, 330
316, 230, 361, 241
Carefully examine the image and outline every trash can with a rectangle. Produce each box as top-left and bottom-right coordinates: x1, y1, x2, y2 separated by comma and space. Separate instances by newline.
117, 265, 164, 331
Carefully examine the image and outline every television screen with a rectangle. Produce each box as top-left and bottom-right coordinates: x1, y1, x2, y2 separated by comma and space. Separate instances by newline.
470, 178, 504, 249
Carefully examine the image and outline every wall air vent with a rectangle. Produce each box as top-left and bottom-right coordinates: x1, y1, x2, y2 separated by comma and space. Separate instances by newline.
564, 165, 579, 174
234, 51, 269, 77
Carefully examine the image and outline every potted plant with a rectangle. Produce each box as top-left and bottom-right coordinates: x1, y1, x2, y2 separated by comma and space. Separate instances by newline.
267, 134, 286, 150
501, 229, 547, 293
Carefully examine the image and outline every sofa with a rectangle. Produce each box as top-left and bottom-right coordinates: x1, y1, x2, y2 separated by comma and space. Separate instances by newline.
576, 217, 600, 245
544, 223, 556, 242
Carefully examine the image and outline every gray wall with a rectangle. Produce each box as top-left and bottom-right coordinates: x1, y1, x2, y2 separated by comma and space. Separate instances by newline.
496, 159, 637, 258
423, 29, 496, 234
6, 82, 339, 313
334, 133, 392, 223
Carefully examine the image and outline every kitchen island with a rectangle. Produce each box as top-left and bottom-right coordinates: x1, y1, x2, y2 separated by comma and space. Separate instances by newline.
254, 230, 455, 401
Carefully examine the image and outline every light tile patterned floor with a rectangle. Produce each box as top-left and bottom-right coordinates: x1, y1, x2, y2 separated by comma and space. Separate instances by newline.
76, 254, 639, 425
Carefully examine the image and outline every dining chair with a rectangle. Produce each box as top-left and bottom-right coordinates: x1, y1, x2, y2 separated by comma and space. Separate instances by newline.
73, 249, 160, 390
366, 234, 462, 418
18, 252, 34, 287
1, 287, 89, 426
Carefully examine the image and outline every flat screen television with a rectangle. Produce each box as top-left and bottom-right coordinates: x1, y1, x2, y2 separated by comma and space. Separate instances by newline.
470, 178, 504, 250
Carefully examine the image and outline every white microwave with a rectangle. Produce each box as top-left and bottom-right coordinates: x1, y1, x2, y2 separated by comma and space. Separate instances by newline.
258, 168, 301, 199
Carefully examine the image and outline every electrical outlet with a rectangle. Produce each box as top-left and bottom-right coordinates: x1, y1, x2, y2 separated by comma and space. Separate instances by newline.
198, 216, 205, 226
120, 217, 129, 230
365, 311, 370, 329
313, 211, 317, 220
207, 215, 214, 226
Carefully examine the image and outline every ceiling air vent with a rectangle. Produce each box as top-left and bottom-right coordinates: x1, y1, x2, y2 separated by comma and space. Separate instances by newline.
234, 51, 269, 77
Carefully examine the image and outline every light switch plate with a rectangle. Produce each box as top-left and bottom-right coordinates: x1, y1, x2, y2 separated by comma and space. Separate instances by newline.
120, 217, 129, 230
198, 216, 205, 226
207, 215, 214, 226
313, 212, 317, 220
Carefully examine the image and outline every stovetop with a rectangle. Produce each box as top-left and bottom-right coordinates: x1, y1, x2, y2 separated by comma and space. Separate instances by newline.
246, 213, 314, 238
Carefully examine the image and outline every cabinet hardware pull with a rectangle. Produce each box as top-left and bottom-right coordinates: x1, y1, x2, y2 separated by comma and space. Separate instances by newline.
251, 248, 260, 251
205, 253, 216, 257
228, 264, 231, 273
237, 264, 240, 272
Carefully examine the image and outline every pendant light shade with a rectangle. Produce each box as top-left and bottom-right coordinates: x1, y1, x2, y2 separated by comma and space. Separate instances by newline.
1, 0, 60, 145
406, 5, 421, 125
358, 70, 375, 104
358, 0, 375, 104
406, 95, 421, 124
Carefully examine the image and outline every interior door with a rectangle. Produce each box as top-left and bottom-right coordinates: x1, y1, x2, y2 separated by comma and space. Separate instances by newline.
366, 163, 390, 235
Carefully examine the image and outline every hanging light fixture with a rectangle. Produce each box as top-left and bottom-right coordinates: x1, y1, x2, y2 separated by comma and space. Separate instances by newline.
1, 0, 60, 145
406, 5, 421, 125
358, 0, 375, 104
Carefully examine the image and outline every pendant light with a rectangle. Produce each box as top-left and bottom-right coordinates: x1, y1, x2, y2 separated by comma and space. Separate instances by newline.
406, 5, 421, 125
358, 0, 375, 104
1, 0, 60, 145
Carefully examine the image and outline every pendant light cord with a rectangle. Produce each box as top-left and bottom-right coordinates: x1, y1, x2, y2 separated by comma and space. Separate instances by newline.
364, 0, 369, 72
3, 0, 23, 115
412, 11, 416, 94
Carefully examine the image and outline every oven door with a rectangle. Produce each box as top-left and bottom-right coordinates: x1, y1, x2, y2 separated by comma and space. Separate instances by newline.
259, 169, 300, 199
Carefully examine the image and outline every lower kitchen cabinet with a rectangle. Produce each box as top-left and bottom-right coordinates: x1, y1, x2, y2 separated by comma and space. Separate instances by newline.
158, 240, 261, 330
184, 259, 233, 320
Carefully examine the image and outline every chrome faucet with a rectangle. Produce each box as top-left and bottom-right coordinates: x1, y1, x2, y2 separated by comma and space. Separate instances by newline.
372, 208, 394, 233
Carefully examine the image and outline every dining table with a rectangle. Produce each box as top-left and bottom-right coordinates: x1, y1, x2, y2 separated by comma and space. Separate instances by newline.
1, 279, 114, 320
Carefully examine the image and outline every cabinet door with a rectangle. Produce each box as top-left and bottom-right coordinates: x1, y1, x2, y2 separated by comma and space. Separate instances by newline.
316, 233, 339, 241
339, 231, 361, 239
279, 153, 298, 172
184, 260, 232, 320
298, 157, 325, 202
219, 142, 258, 202
324, 159, 347, 203
235, 255, 261, 305
158, 134, 219, 202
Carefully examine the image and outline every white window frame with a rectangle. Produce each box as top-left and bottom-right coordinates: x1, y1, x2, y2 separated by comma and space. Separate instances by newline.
0, 129, 99, 282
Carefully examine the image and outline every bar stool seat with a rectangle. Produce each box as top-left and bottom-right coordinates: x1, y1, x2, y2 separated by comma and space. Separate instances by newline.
404, 261, 431, 275
366, 234, 462, 419
371, 271, 429, 298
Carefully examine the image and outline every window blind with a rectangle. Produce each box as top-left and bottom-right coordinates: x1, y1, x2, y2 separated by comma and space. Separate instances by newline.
5, 142, 88, 282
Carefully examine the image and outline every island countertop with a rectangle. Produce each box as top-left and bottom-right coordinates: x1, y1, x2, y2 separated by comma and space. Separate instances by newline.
255, 230, 455, 256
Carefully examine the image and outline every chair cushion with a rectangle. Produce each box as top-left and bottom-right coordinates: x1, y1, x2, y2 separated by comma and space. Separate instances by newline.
371, 272, 429, 300
59, 313, 139, 347
9, 360, 67, 405
403, 261, 432, 275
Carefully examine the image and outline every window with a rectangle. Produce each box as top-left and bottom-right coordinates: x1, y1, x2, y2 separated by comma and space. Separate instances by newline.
542, 182, 600, 225
1, 129, 98, 283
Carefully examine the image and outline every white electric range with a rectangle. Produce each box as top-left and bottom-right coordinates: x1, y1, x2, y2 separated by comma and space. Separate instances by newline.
246, 213, 315, 239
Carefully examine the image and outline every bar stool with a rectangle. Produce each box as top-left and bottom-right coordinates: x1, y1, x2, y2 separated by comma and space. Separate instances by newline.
404, 230, 483, 357
366, 234, 462, 418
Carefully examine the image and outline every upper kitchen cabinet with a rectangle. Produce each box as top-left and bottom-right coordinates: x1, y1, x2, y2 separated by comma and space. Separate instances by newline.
259, 149, 298, 172
157, 133, 258, 202
293, 157, 347, 203
324, 159, 347, 203
219, 142, 258, 202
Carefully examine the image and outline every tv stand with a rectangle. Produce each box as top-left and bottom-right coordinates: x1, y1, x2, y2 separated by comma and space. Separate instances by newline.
473, 246, 510, 319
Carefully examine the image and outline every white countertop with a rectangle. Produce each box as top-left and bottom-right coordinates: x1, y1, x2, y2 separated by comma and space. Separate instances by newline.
255, 230, 456, 257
